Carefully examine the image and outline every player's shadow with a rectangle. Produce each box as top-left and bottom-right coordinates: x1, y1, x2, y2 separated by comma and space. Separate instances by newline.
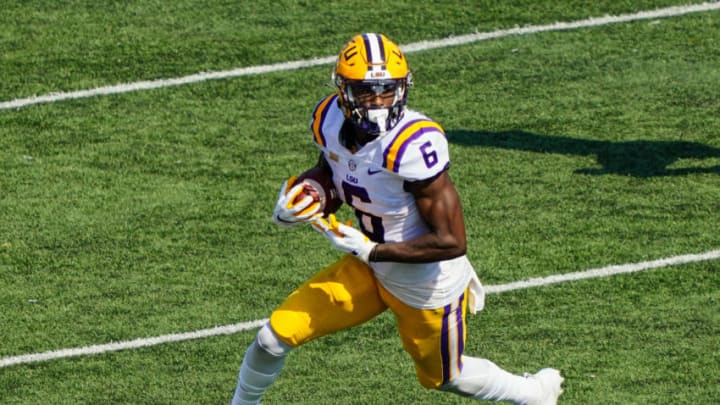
448, 130, 720, 177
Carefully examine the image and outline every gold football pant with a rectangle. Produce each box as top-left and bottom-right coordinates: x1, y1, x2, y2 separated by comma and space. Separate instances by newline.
270, 254, 469, 388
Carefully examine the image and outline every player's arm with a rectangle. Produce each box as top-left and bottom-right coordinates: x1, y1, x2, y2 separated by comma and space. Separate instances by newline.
312, 169, 467, 263
371, 170, 467, 263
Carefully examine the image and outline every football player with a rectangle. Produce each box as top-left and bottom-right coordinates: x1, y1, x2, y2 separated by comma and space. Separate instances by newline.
231, 33, 564, 404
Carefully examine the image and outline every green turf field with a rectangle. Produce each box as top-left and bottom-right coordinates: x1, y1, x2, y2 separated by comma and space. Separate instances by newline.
1, 1, 719, 404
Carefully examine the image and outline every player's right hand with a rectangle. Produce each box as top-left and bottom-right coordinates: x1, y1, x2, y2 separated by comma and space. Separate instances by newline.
311, 214, 377, 263
272, 176, 322, 227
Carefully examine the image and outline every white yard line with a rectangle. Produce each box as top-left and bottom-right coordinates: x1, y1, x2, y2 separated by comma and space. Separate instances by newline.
484, 249, 720, 293
1, 2, 719, 111
2, 249, 719, 368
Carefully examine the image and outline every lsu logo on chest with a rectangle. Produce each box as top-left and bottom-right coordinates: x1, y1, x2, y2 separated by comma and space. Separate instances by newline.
344, 159, 361, 184
341, 158, 384, 185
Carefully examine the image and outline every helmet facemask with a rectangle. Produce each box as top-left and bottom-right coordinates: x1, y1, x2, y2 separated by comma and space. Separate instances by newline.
335, 76, 410, 137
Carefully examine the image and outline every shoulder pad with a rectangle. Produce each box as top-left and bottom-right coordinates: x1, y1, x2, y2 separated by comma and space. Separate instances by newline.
309, 94, 339, 148
382, 119, 449, 180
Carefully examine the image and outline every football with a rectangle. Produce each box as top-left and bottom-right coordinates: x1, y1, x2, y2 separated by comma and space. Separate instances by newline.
292, 166, 343, 216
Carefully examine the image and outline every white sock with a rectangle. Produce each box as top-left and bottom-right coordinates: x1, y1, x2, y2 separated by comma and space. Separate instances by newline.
230, 325, 292, 405
439, 356, 544, 404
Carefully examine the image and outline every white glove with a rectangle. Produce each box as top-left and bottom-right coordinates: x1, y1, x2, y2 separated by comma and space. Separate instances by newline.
272, 176, 322, 227
312, 215, 378, 263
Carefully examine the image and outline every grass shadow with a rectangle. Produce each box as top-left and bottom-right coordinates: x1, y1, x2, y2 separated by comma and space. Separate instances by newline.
448, 130, 720, 177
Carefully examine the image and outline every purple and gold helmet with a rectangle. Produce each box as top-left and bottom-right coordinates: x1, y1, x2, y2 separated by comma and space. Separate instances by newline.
333, 33, 411, 136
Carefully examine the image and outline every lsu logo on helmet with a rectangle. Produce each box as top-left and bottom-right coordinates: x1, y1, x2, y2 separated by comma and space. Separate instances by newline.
335, 33, 408, 81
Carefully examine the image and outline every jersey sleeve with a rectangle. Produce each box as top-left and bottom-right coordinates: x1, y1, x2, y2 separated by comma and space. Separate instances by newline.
382, 119, 450, 181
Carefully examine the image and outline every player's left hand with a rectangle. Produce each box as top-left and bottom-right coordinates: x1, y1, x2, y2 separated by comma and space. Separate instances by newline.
312, 214, 377, 263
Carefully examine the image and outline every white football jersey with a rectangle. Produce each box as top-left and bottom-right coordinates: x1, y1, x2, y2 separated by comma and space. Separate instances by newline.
309, 94, 484, 312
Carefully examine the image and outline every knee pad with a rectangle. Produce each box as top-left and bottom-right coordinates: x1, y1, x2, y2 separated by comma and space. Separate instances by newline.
256, 323, 293, 357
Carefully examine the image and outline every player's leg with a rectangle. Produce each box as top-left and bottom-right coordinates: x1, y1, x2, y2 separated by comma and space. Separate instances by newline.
230, 255, 387, 404
439, 357, 563, 405
230, 323, 291, 405
379, 285, 470, 390
380, 285, 562, 404
269, 255, 387, 346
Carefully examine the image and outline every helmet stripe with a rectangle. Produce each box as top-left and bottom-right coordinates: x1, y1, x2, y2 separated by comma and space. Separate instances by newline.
362, 33, 385, 64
